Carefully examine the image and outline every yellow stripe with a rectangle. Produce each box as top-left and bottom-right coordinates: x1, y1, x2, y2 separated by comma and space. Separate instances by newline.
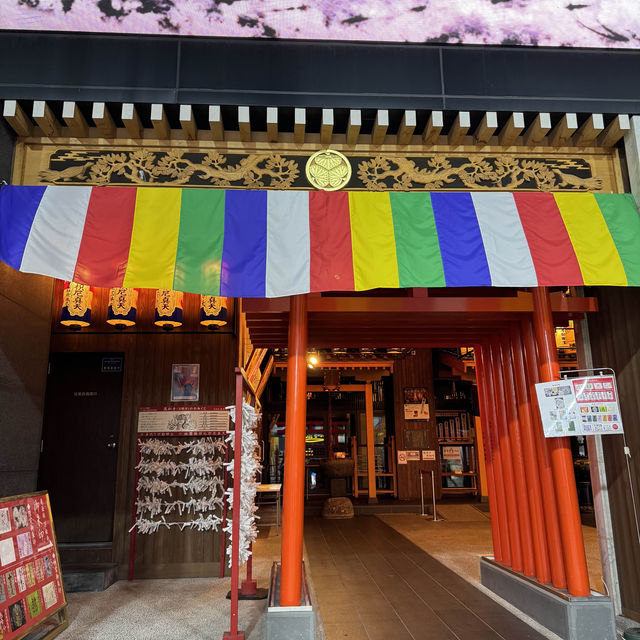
554, 193, 627, 286
349, 192, 400, 290
123, 188, 182, 289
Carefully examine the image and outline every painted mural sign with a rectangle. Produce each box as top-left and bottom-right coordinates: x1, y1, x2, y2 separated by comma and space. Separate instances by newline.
0, 492, 66, 640
535, 375, 623, 438
137, 406, 229, 436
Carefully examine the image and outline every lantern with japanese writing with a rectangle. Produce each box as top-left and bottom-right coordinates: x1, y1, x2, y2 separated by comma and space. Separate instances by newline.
154, 289, 183, 330
200, 296, 227, 329
60, 281, 93, 329
107, 288, 138, 329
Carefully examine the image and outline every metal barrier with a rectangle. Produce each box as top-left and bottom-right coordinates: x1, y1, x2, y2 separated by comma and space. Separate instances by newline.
420, 469, 440, 522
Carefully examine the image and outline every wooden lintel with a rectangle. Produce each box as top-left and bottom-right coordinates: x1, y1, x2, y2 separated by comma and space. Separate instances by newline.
397, 110, 417, 146
92, 102, 116, 139
3, 100, 33, 137
320, 109, 334, 145
238, 106, 251, 143
266, 107, 278, 143
498, 112, 525, 147
62, 102, 88, 138
474, 112, 497, 147
179, 104, 197, 141
448, 112, 470, 147
423, 111, 443, 145
294, 108, 306, 144
209, 105, 224, 141
549, 113, 578, 148
574, 114, 604, 147
372, 110, 389, 146
523, 113, 551, 147
347, 110, 361, 146
33, 101, 60, 138
597, 114, 630, 147
150, 104, 170, 140
121, 103, 143, 139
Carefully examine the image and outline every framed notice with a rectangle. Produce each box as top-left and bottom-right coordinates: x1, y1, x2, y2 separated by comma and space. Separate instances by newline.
406, 451, 420, 462
0, 491, 67, 640
422, 450, 436, 461
442, 446, 462, 461
535, 374, 623, 438
171, 364, 200, 402
397, 451, 408, 465
403, 387, 430, 421
137, 406, 229, 436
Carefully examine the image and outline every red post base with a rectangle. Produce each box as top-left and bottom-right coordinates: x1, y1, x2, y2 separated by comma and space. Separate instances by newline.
240, 579, 257, 596
222, 632, 245, 640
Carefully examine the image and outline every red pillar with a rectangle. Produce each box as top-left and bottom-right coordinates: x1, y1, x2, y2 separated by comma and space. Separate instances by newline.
475, 344, 503, 563
499, 337, 536, 578
509, 327, 552, 584
531, 287, 590, 597
280, 294, 308, 606
521, 318, 567, 589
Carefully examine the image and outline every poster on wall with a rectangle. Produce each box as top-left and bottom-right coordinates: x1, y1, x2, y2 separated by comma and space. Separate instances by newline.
137, 406, 229, 436
403, 388, 430, 421
0, 492, 66, 640
171, 364, 200, 402
535, 375, 624, 438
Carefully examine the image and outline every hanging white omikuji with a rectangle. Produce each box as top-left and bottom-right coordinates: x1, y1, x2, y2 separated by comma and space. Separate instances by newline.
224, 401, 261, 567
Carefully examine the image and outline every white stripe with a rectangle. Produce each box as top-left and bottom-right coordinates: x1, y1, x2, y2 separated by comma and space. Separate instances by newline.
266, 191, 310, 297
471, 192, 538, 287
20, 186, 92, 280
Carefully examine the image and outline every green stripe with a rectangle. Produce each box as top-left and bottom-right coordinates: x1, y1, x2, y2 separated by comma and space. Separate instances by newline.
173, 189, 226, 295
594, 193, 640, 286
389, 192, 445, 287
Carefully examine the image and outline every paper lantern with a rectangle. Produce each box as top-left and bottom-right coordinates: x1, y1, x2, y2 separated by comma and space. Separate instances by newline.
107, 288, 138, 329
200, 296, 228, 329
60, 281, 93, 329
154, 289, 183, 330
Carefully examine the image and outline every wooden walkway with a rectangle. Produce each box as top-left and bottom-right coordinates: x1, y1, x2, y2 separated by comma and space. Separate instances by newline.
305, 515, 548, 640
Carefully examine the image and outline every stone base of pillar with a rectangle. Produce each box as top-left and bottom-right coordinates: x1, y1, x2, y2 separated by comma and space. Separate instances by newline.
265, 562, 315, 640
480, 556, 616, 640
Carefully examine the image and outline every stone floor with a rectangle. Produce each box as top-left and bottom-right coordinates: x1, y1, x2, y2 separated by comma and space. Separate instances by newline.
305, 514, 559, 640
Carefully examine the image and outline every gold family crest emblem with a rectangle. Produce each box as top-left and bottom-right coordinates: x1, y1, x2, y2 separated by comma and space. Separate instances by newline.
305, 149, 352, 191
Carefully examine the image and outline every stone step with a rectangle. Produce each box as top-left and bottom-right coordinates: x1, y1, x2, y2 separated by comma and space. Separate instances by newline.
61, 563, 118, 593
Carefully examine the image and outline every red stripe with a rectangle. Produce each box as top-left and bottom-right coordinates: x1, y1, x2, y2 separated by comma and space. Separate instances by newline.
309, 191, 355, 292
73, 187, 137, 287
513, 193, 583, 286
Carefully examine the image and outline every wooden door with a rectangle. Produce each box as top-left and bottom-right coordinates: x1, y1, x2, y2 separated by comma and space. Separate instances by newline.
38, 353, 124, 543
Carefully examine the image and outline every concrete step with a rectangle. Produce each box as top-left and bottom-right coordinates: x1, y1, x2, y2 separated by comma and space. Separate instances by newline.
62, 563, 118, 593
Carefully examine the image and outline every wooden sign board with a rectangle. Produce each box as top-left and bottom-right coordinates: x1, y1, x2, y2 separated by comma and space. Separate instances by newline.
0, 491, 67, 640
137, 405, 229, 436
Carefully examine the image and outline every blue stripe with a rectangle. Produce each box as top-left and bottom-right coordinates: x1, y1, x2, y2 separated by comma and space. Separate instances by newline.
0, 185, 47, 270
431, 192, 492, 287
220, 190, 267, 297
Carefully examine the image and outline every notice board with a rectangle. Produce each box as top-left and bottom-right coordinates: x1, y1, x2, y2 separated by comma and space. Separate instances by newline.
0, 491, 67, 640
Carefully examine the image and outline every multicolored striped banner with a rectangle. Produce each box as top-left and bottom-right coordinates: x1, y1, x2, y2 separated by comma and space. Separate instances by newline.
1, 186, 639, 297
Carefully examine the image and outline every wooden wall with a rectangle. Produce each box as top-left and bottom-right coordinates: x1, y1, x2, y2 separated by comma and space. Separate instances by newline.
49, 284, 237, 579
392, 349, 440, 500
587, 287, 640, 622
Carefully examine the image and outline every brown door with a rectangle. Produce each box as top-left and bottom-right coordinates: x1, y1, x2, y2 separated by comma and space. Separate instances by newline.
38, 352, 124, 543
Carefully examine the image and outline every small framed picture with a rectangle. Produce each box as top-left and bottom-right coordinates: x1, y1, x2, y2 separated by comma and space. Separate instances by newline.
171, 364, 200, 402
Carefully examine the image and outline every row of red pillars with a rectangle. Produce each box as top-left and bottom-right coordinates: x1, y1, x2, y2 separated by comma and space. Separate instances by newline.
475, 287, 591, 596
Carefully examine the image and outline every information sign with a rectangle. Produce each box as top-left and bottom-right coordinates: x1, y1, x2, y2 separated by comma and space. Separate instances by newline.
442, 446, 462, 461
137, 406, 229, 436
535, 375, 623, 438
0, 492, 66, 640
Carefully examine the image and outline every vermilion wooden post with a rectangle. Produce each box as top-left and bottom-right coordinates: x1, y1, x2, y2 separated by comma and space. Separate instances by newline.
489, 340, 524, 572
474, 344, 503, 563
509, 327, 552, 584
521, 318, 567, 589
483, 341, 512, 566
531, 287, 590, 597
500, 337, 536, 578
280, 294, 308, 606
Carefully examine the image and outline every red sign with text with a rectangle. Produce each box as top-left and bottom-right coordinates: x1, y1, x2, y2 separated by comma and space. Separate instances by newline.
0, 493, 65, 639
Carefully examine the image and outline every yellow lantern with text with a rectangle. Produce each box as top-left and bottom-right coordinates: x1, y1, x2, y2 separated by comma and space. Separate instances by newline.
107, 288, 138, 329
154, 289, 183, 330
200, 296, 228, 329
60, 281, 93, 329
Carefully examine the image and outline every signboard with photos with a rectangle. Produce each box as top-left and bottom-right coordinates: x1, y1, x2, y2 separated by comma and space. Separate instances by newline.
0, 491, 67, 640
535, 373, 624, 438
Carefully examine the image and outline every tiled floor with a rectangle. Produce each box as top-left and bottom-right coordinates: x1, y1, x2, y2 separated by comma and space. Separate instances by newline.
305, 515, 549, 640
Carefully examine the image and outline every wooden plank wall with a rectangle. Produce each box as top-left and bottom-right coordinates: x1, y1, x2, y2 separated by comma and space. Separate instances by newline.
586, 287, 640, 621
50, 285, 237, 579
392, 348, 440, 500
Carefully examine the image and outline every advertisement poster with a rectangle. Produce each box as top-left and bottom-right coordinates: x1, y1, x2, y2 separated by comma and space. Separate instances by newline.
171, 364, 200, 402
403, 388, 430, 421
535, 375, 623, 438
137, 406, 229, 436
0, 492, 65, 640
